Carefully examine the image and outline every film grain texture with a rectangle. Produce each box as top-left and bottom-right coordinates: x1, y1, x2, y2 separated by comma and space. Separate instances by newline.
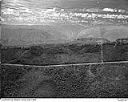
1, 0, 128, 98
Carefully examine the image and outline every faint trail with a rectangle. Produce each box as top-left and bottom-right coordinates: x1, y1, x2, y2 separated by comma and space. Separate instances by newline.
1, 61, 128, 68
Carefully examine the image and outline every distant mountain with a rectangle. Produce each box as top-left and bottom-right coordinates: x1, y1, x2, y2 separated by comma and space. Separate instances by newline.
1, 25, 68, 47
2, 25, 128, 47
78, 25, 128, 42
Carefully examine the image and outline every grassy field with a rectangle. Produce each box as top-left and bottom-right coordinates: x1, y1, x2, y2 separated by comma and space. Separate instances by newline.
103, 43, 128, 62
1, 42, 102, 65
1, 39, 128, 65
1, 62, 128, 98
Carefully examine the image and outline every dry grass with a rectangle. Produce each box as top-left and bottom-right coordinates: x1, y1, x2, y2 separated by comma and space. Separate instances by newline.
1, 63, 128, 97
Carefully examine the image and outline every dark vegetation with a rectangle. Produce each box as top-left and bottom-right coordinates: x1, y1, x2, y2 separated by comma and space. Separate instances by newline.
1, 63, 128, 97
1, 41, 102, 65
1, 38, 128, 65
103, 39, 128, 62
0, 43, 1, 61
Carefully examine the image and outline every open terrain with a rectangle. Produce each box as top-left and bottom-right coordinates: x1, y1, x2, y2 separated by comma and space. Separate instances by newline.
1, 62, 128, 97
1, 42, 102, 65
1, 0, 128, 98
1, 37, 128, 65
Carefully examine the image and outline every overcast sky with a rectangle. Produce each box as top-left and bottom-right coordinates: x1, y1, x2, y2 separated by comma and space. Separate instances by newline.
2, 0, 128, 9
1, 0, 128, 46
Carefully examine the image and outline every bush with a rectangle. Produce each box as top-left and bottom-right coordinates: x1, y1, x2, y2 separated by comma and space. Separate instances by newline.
30, 46, 44, 56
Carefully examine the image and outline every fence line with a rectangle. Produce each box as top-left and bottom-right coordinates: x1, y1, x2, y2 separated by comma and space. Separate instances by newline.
1, 61, 128, 68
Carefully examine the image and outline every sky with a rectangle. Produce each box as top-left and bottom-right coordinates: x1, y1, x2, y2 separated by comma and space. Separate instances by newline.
1, 0, 128, 46
1, 0, 128, 25
2, 0, 128, 9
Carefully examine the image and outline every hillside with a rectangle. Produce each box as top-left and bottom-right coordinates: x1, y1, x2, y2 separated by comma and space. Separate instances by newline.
1, 25, 128, 47
1, 25, 68, 47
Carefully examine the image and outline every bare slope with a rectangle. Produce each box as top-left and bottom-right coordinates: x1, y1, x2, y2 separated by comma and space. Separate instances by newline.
1, 25, 128, 47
